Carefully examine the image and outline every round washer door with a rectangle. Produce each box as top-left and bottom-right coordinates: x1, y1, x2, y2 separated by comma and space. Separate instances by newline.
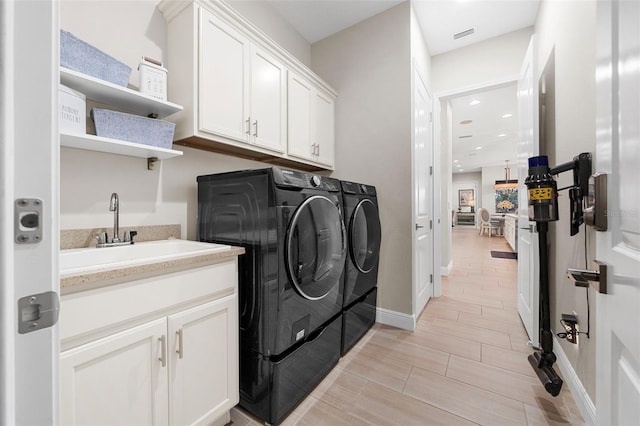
350, 199, 381, 273
286, 195, 346, 300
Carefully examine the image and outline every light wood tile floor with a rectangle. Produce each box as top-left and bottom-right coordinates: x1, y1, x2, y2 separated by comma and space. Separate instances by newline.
231, 227, 584, 425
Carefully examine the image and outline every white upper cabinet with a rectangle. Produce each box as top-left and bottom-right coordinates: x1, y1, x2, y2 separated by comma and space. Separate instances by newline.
249, 45, 287, 153
160, 0, 336, 170
312, 89, 335, 167
288, 72, 335, 167
199, 9, 249, 142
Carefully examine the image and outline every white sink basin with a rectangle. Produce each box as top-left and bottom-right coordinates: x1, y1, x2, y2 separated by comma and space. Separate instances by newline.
60, 239, 231, 276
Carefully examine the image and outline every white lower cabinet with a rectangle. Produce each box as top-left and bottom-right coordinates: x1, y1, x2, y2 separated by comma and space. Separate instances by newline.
60, 260, 239, 426
168, 296, 238, 426
60, 318, 169, 425
504, 215, 518, 252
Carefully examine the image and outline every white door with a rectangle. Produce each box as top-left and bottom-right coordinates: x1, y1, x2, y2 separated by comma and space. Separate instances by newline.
595, 1, 640, 423
60, 319, 169, 425
199, 8, 250, 142
413, 67, 434, 320
250, 45, 286, 153
0, 1, 59, 424
516, 37, 540, 347
168, 296, 239, 425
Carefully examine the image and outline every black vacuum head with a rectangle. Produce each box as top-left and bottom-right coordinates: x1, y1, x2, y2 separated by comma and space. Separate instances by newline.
528, 351, 563, 397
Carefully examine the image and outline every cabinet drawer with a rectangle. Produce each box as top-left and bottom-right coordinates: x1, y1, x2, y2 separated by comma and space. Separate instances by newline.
60, 259, 237, 345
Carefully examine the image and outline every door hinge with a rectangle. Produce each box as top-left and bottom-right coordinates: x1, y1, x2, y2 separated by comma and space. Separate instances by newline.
430, 274, 433, 284
429, 165, 433, 176
429, 220, 433, 230
429, 112, 433, 122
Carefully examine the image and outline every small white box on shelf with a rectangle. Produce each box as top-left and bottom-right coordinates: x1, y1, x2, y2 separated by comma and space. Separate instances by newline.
138, 57, 167, 101
59, 84, 86, 135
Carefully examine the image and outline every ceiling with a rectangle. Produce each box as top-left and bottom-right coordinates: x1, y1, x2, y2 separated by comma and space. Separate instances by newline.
450, 84, 518, 174
262, 0, 539, 174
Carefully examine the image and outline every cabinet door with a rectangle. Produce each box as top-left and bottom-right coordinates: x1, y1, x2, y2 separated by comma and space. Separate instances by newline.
168, 295, 239, 426
250, 45, 287, 153
287, 72, 314, 161
60, 319, 169, 426
199, 8, 250, 142
312, 90, 335, 167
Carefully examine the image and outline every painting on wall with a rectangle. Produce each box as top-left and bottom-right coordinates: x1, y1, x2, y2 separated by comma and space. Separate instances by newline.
458, 189, 474, 207
495, 189, 518, 213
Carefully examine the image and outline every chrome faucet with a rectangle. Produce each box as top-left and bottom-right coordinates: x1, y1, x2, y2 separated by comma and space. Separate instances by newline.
109, 193, 121, 243
94, 193, 137, 248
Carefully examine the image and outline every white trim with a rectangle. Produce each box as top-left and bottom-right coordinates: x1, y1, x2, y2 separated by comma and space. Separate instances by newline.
375, 307, 416, 332
553, 336, 597, 425
441, 260, 453, 276
0, 1, 16, 422
434, 74, 520, 100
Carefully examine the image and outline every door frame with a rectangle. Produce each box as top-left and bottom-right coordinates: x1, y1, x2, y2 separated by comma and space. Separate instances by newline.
434, 75, 519, 292
0, 1, 60, 424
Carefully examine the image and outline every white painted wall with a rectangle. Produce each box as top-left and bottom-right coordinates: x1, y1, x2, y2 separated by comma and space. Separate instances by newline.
59, 1, 310, 239
227, 0, 311, 66
311, 2, 414, 315
453, 172, 482, 211
432, 27, 534, 95
534, 0, 597, 403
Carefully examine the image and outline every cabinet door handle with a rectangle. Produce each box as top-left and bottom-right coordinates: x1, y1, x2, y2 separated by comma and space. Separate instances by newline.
245, 117, 251, 135
176, 328, 184, 359
316, 144, 320, 156
253, 120, 258, 137
311, 143, 316, 155
158, 335, 167, 367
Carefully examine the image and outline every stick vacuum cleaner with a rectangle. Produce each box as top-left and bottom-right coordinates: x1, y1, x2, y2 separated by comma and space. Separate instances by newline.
524, 153, 591, 397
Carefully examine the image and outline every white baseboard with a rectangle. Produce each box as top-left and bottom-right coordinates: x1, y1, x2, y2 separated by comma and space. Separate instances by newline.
552, 336, 597, 425
441, 260, 453, 276
376, 307, 415, 331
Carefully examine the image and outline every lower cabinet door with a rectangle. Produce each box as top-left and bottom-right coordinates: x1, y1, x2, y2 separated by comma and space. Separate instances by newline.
60, 318, 169, 426
168, 295, 239, 425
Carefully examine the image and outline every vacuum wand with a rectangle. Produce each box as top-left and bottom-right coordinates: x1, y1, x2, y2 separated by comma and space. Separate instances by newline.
525, 156, 566, 397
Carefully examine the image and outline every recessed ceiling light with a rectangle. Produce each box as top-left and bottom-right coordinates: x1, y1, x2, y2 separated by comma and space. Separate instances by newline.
476, 146, 483, 150
469, 99, 480, 106
453, 160, 459, 163
456, 164, 462, 167
460, 119, 473, 125
498, 133, 507, 137
502, 113, 513, 118
459, 169, 465, 172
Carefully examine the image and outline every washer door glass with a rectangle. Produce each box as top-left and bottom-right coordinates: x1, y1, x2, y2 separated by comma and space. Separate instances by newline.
286, 195, 346, 300
350, 199, 381, 273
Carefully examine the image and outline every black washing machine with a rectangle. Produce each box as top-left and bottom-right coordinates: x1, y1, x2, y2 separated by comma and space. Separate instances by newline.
340, 181, 382, 355
197, 167, 346, 425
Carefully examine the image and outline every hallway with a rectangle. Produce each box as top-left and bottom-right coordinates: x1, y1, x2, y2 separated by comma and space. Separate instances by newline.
232, 227, 584, 425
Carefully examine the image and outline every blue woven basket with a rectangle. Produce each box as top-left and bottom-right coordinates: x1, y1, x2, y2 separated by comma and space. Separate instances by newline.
60, 30, 131, 87
91, 108, 176, 149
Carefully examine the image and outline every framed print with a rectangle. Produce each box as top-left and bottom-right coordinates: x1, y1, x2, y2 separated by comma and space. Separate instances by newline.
459, 189, 474, 207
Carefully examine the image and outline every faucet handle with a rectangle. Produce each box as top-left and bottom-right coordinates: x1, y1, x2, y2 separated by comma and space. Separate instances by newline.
94, 232, 108, 246
124, 230, 138, 243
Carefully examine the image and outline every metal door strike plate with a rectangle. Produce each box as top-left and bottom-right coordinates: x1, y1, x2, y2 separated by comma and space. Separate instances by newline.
15, 198, 43, 244
18, 291, 59, 334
